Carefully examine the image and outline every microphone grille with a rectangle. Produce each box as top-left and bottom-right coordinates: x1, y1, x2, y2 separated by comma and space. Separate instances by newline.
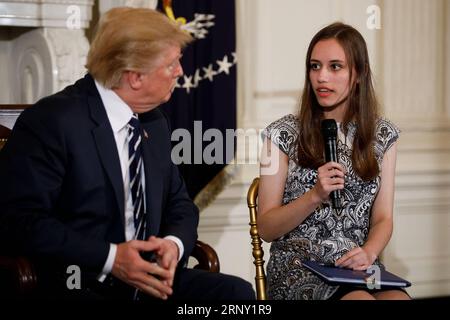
321, 119, 338, 139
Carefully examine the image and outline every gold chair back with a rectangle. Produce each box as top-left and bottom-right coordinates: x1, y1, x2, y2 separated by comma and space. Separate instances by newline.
247, 177, 267, 300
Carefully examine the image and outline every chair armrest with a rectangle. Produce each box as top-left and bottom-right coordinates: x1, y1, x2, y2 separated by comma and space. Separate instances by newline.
191, 240, 220, 273
0, 240, 220, 298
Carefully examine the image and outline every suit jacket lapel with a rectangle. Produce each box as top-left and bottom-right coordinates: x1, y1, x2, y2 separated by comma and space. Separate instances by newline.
87, 81, 125, 230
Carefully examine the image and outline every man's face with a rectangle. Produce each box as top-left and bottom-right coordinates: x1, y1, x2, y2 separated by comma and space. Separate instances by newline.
135, 44, 183, 111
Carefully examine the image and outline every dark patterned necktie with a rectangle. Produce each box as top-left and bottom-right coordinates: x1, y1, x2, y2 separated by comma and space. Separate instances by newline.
127, 114, 146, 241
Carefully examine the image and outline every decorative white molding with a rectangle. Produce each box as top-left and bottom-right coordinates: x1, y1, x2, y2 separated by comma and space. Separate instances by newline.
396, 171, 450, 189
385, 255, 450, 298
8, 27, 90, 103
45, 28, 89, 91
99, 0, 158, 16
236, 0, 257, 128
0, 0, 94, 28
10, 28, 56, 104
1, 0, 93, 103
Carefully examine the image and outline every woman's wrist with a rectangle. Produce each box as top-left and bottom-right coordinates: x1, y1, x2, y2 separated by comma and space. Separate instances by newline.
362, 245, 378, 264
307, 188, 323, 208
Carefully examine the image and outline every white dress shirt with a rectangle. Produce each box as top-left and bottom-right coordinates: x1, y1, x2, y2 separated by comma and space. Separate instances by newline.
94, 81, 184, 281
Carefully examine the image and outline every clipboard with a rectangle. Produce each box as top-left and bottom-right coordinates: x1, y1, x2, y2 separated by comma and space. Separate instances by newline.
302, 260, 411, 288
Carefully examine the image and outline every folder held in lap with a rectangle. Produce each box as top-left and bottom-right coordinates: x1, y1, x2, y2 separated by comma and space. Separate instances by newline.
302, 260, 411, 288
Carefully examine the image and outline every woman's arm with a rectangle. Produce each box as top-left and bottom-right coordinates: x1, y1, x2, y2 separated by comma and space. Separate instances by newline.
362, 141, 398, 262
258, 138, 345, 242
336, 141, 398, 270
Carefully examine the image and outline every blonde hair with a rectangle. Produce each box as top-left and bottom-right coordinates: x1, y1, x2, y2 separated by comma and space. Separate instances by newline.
86, 7, 193, 89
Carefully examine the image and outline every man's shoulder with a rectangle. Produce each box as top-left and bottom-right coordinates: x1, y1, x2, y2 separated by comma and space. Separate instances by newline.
22, 75, 96, 123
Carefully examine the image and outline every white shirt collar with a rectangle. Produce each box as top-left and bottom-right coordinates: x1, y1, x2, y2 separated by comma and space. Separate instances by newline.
94, 80, 134, 133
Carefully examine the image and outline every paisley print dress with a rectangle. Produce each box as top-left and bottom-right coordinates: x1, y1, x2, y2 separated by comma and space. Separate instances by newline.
262, 114, 400, 300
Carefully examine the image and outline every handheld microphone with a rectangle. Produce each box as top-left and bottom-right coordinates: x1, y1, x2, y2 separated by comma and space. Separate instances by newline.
321, 119, 342, 209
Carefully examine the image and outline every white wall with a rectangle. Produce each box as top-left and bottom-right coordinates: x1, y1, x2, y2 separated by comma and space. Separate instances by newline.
196, 0, 450, 299
380, 0, 450, 298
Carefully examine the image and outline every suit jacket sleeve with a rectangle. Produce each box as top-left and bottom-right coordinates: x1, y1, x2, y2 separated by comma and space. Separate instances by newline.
0, 106, 109, 272
162, 162, 199, 263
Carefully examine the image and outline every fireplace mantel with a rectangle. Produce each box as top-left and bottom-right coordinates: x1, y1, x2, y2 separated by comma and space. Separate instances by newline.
0, 0, 93, 28
0, 0, 94, 104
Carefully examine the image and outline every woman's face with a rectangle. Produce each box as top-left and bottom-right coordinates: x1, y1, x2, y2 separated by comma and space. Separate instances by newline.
309, 39, 355, 116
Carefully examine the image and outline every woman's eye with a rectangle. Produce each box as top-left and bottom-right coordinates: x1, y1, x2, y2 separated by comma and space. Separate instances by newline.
310, 63, 320, 70
331, 64, 342, 71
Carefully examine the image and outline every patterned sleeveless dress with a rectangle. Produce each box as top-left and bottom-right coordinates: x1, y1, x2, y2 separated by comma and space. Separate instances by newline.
262, 114, 400, 300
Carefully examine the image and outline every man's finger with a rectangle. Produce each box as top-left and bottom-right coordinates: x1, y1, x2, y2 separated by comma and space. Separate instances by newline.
132, 239, 160, 253
167, 258, 177, 287
143, 261, 172, 280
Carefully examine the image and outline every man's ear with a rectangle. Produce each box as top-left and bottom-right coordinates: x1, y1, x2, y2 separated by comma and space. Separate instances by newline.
126, 71, 144, 90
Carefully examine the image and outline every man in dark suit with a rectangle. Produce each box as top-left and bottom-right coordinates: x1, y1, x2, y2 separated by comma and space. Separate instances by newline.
0, 7, 254, 300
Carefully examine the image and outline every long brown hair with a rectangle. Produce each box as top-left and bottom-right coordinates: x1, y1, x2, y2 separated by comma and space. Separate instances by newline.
297, 22, 379, 181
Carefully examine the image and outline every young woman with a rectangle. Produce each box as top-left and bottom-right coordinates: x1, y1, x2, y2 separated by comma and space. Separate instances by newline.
258, 22, 410, 300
